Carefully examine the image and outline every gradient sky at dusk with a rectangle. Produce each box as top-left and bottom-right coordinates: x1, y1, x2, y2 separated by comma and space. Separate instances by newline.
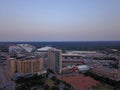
0, 0, 120, 41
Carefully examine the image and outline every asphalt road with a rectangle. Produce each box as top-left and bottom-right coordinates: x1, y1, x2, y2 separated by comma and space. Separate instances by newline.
0, 63, 15, 90
0, 64, 8, 84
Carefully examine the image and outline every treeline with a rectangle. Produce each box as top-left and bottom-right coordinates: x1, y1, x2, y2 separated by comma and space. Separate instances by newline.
15, 74, 45, 90
15, 71, 71, 90
1, 41, 120, 51
0, 45, 8, 52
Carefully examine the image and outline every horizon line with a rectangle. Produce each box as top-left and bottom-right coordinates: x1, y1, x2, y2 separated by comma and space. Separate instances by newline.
0, 40, 120, 43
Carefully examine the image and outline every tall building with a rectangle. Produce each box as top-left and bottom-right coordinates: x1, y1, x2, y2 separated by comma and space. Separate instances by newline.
8, 57, 44, 76
48, 48, 62, 73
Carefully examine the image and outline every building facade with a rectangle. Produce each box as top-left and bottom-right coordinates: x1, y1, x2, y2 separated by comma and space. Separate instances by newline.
48, 49, 62, 73
62, 54, 84, 67
9, 57, 44, 76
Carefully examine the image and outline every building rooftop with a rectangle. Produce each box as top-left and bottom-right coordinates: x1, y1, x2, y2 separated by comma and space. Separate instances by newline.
9, 44, 36, 56
37, 46, 54, 52
93, 66, 118, 73
60, 74, 99, 90
62, 53, 81, 57
66, 51, 97, 54
10, 55, 42, 60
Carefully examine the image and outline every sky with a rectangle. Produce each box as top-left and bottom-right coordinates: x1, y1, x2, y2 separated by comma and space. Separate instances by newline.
0, 0, 120, 41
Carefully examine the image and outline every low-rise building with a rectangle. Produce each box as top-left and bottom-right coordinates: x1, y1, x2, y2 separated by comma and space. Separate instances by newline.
91, 66, 120, 81
8, 57, 44, 77
60, 75, 99, 90
62, 53, 84, 67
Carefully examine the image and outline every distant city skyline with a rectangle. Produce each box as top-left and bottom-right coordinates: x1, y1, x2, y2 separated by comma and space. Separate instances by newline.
0, 0, 120, 41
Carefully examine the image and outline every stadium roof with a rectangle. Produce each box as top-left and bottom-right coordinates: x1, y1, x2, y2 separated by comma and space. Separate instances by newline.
37, 46, 54, 51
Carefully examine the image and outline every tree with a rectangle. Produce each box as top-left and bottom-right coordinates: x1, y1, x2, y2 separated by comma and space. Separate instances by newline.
51, 86, 59, 90
44, 84, 49, 90
51, 76, 57, 81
